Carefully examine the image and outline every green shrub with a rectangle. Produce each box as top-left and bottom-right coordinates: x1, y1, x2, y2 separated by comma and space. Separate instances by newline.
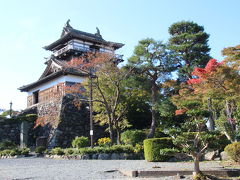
224, 142, 240, 162
154, 128, 169, 138
0, 149, 12, 156
0, 148, 21, 156
0, 148, 30, 156
9, 149, 18, 156
159, 148, 179, 156
51, 147, 64, 155
193, 172, 207, 180
44, 149, 49, 154
110, 145, 134, 154
144, 138, 173, 162
1, 149, 10, 156
17, 114, 37, 122
76, 145, 135, 155
64, 148, 75, 155
72, 136, 89, 148
0, 140, 17, 150
20, 148, 30, 156
35, 146, 46, 154
133, 144, 144, 154
121, 130, 146, 146
97, 137, 111, 147
208, 132, 231, 151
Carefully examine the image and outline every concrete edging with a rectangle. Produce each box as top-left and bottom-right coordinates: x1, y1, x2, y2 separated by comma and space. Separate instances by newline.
119, 169, 240, 178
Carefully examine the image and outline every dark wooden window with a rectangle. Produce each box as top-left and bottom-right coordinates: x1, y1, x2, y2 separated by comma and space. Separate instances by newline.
33, 90, 39, 104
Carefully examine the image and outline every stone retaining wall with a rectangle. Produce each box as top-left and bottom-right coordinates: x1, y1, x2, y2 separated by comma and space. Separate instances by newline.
0, 119, 20, 145
33, 94, 108, 148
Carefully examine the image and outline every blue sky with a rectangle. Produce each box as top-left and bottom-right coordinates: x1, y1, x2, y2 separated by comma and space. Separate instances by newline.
0, 0, 239, 110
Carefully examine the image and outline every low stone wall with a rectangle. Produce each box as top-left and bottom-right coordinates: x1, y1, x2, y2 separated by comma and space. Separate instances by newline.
0, 119, 20, 145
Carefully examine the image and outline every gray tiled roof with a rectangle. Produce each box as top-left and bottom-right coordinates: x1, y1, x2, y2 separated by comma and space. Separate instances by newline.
19, 58, 89, 92
44, 25, 124, 51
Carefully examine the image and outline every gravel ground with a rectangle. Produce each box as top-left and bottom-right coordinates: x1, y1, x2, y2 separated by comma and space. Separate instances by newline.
0, 157, 223, 180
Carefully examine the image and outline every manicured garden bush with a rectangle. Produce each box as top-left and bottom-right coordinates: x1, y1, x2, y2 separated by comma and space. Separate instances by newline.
0, 149, 12, 156
159, 148, 179, 156
110, 145, 134, 154
144, 137, 173, 162
35, 146, 46, 155
72, 136, 89, 148
77, 145, 134, 155
64, 148, 75, 155
51, 147, 64, 155
79, 147, 99, 155
224, 142, 240, 162
0, 148, 21, 156
0, 147, 30, 157
20, 148, 30, 156
121, 130, 146, 146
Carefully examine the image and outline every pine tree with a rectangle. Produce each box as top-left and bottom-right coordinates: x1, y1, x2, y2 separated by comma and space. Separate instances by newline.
168, 21, 211, 81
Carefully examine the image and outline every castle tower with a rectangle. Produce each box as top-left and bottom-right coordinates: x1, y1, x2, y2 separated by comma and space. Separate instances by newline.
19, 20, 124, 147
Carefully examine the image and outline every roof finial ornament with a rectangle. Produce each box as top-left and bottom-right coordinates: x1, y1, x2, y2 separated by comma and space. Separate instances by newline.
65, 19, 72, 29
95, 27, 102, 38
61, 19, 72, 37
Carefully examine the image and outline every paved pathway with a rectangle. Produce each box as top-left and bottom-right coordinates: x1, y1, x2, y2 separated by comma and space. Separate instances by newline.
0, 157, 223, 180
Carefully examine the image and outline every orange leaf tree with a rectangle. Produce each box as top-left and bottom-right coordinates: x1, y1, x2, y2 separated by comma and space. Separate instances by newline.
185, 46, 240, 141
64, 52, 136, 144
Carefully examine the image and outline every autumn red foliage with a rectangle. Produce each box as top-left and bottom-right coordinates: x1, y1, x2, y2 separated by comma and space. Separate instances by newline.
187, 59, 222, 85
34, 116, 46, 128
175, 109, 186, 115
65, 52, 114, 70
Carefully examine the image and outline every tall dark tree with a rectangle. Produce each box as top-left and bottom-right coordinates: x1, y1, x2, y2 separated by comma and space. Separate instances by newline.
168, 21, 211, 81
123, 75, 152, 129
128, 38, 177, 138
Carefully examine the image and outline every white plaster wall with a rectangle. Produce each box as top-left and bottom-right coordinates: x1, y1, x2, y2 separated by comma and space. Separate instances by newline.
27, 75, 86, 95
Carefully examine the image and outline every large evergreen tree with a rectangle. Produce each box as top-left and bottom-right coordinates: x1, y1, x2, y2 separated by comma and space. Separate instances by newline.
168, 21, 211, 81
128, 38, 177, 138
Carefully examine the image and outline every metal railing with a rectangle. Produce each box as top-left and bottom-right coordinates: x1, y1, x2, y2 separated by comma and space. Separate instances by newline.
53, 44, 123, 61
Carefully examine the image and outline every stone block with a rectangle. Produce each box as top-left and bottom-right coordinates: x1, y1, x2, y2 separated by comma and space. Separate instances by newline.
81, 154, 90, 160
203, 150, 217, 161
92, 154, 98, 159
98, 153, 110, 160
220, 151, 231, 161
111, 153, 120, 160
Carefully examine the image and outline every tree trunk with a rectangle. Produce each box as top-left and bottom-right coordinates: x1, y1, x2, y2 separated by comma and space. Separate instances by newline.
108, 117, 114, 145
147, 81, 158, 138
207, 98, 215, 131
193, 155, 201, 176
116, 129, 121, 145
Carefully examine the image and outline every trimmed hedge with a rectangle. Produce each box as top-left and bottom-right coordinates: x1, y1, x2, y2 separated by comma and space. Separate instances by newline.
144, 137, 173, 162
51, 147, 64, 155
0, 148, 30, 156
224, 142, 240, 162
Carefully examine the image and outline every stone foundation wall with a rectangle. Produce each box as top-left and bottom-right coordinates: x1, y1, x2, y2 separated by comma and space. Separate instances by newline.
0, 119, 20, 145
35, 94, 108, 148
